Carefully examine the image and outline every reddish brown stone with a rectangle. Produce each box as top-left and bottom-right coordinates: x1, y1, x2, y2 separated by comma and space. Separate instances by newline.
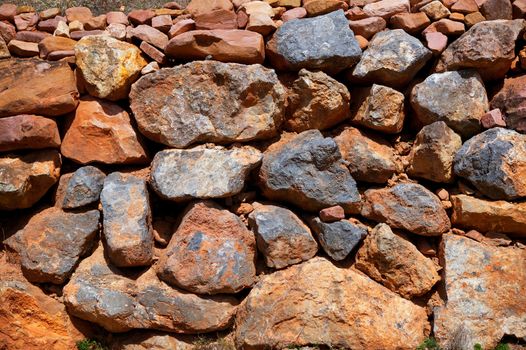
14, 12, 38, 31
195, 9, 238, 30
7, 39, 39, 57
37, 15, 66, 33
65, 6, 92, 23
423, 18, 465, 35
168, 18, 195, 38
39, 7, 60, 20
390, 12, 431, 33
319, 206, 345, 223
282, 7, 307, 21
0, 115, 60, 152
490, 75, 526, 132
140, 41, 167, 64
0, 21, 16, 43
481, 108, 506, 128
14, 30, 51, 43
451, 0, 479, 12
128, 9, 156, 25
349, 16, 386, 39
106, 11, 128, 25
362, 0, 410, 18
151, 14, 172, 32
186, 0, 234, 16
38, 36, 76, 59
304, 0, 348, 16
84, 14, 107, 30
424, 31, 448, 54
0, 3, 17, 22
480, 0, 512, 19
129, 24, 169, 50
47, 50, 75, 61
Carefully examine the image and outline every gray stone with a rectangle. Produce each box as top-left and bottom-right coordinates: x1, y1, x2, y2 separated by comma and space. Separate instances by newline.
100, 172, 154, 267
410, 70, 489, 137
150, 145, 262, 201
62, 166, 106, 209
454, 127, 526, 200
248, 203, 318, 269
266, 10, 361, 74
259, 130, 361, 213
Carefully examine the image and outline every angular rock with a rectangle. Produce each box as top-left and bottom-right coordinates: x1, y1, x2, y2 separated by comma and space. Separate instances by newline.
490, 74, 526, 133
235, 257, 429, 349
361, 183, 451, 236
420, 0, 451, 20
410, 70, 489, 137
63, 245, 238, 333
0, 150, 61, 210
4, 207, 100, 284
0, 21, 16, 44
129, 24, 169, 50
106, 11, 128, 25
168, 18, 195, 38
127, 9, 155, 25
194, 9, 238, 30
65, 6, 92, 23
348, 17, 386, 40
150, 145, 262, 201
282, 7, 307, 21
246, 13, 276, 36
259, 130, 361, 213
38, 36, 76, 59
14, 30, 51, 43
0, 3, 16, 22
319, 205, 345, 223
111, 332, 193, 350
75, 35, 147, 101
130, 61, 285, 148
285, 69, 350, 132
152, 15, 172, 33
434, 234, 526, 349
14, 12, 39, 31
351, 29, 432, 87
480, 109, 506, 129
390, 12, 431, 34
186, 0, 234, 16
304, 0, 347, 16
424, 31, 448, 55
139, 41, 166, 64
0, 114, 60, 152
454, 127, 526, 200
355, 223, 440, 298
362, 0, 410, 18
266, 10, 361, 74
0, 36, 9, 59
248, 203, 318, 269
436, 19, 524, 80
7, 39, 39, 57
62, 166, 106, 209
480, 0, 512, 19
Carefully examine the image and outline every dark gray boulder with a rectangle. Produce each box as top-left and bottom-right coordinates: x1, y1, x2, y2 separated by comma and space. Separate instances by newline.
62, 165, 106, 209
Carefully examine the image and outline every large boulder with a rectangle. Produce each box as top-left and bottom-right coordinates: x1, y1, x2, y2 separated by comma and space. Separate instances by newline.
0, 114, 60, 152
62, 166, 106, 209
235, 257, 429, 349
0, 58, 78, 117
454, 127, 526, 200
435, 19, 524, 81
410, 70, 489, 137
434, 234, 526, 349
259, 130, 361, 213
490, 74, 526, 133
266, 10, 361, 74
130, 61, 285, 148
150, 145, 261, 201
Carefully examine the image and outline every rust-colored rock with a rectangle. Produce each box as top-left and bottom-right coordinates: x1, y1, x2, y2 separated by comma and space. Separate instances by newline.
38, 35, 76, 59
490, 74, 526, 133
194, 9, 238, 30
0, 114, 60, 152
186, 0, 234, 16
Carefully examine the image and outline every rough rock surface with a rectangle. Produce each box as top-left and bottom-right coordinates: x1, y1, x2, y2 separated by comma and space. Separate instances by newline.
62, 166, 106, 209
410, 70, 489, 137
266, 10, 361, 74
130, 61, 285, 148
100, 172, 154, 267
157, 201, 256, 294
235, 257, 429, 349
75, 35, 147, 101
259, 130, 361, 213
111, 332, 194, 350
248, 203, 318, 269
490, 74, 526, 133
63, 245, 238, 333
0, 114, 61, 152
150, 145, 261, 201
434, 234, 526, 349
454, 127, 526, 200
361, 183, 451, 236
355, 223, 440, 298
4, 207, 100, 284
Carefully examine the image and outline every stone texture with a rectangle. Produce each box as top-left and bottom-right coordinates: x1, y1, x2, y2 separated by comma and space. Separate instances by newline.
454, 127, 526, 200
248, 203, 317, 269
480, 0, 512, 19
266, 10, 361, 74
235, 257, 429, 349
304, 0, 347, 16
194, 9, 238, 30
62, 166, 106, 209
75, 35, 147, 101
410, 70, 488, 137
4, 207, 100, 284
168, 18, 195, 38
63, 244, 238, 333
436, 19, 524, 80
130, 61, 285, 148
285, 69, 350, 132
424, 31, 448, 55
348, 17, 386, 40
362, 0, 410, 18
65, 6, 92, 23
61, 97, 148, 165
111, 332, 193, 350
7, 39, 39, 57
361, 183, 451, 236
127, 9, 155, 25
38, 36, 75, 59
0, 36, 9, 59
129, 24, 169, 50
0, 58, 78, 117
246, 13, 276, 36
420, 0, 451, 20
490, 74, 526, 133
0, 21, 16, 44
351, 29, 431, 87
480, 109, 506, 129
186, 0, 234, 16
390, 12, 431, 33
434, 234, 526, 349
150, 145, 262, 201
0, 150, 61, 210
319, 205, 345, 222
0, 114, 60, 152
157, 201, 256, 294
355, 223, 440, 298
259, 130, 361, 213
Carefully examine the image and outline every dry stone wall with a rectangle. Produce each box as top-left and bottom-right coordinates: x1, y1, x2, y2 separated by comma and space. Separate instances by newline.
0, 0, 526, 349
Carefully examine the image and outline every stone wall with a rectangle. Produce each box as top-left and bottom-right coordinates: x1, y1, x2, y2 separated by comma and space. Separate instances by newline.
1, 1, 526, 349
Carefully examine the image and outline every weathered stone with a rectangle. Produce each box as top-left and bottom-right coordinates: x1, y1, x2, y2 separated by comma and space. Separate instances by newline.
390, 12, 431, 33
362, 0, 410, 18
194, 9, 238, 30
106, 11, 128, 25
454, 128, 526, 200
410, 70, 488, 137
304, 0, 347, 15
61, 97, 148, 165
39, 7, 60, 20
0, 114, 60, 152
420, 0, 451, 20
129, 24, 169, 50
351, 29, 431, 87
259, 130, 361, 213
434, 234, 526, 349
266, 10, 361, 74
408, 121, 462, 183
127, 9, 155, 25
62, 166, 106, 209
0, 150, 61, 210
14, 30, 51, 43
130, 61, 285, 148
111, 332, 193, 350
246, 13, 276, 36
168, 19, 195, 38
361, 183, 451, 236
150, 145, 261, 201
139, 41, 166, 64
348, 17, 386, 40
152, 15, 172, 33
480, 0, 512, 19
186, 0, 234, 16
0, 3, 17, 22
0, 36, 9, 58
7, 39, 39, 57
281, 7, 307, 21
0, 21, 16, 43
285, 69, 350, 132
157, 201, 256, 294
63, 244, 238, 333
490, 74, 526, 133
424, 31, 448, 55
436, 19, 524, 80
319, 205, 345, 223
65, 6, 92, 23
355, 223, 440, 298
235, 257, 429, 349
5, 207, 99, 284
335, 126, 398, 183
85, 15, 107, 30
37, 36, 75, 59
248, 203, 317, 269
75, 35, 147, 101
14, 12, 39, 31
480, 109, 506, 129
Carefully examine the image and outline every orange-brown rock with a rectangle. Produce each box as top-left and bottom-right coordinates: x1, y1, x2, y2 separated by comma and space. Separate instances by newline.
194, 9, 238, 30
0, 114, 60, 152
7, 39, 39, 57
38, 35, 76, 59
390, 12, 431, 33
348, 16, 387, 39
235, 257, 429, 349
186, 0, 234, 16
303, 0, 347, 16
